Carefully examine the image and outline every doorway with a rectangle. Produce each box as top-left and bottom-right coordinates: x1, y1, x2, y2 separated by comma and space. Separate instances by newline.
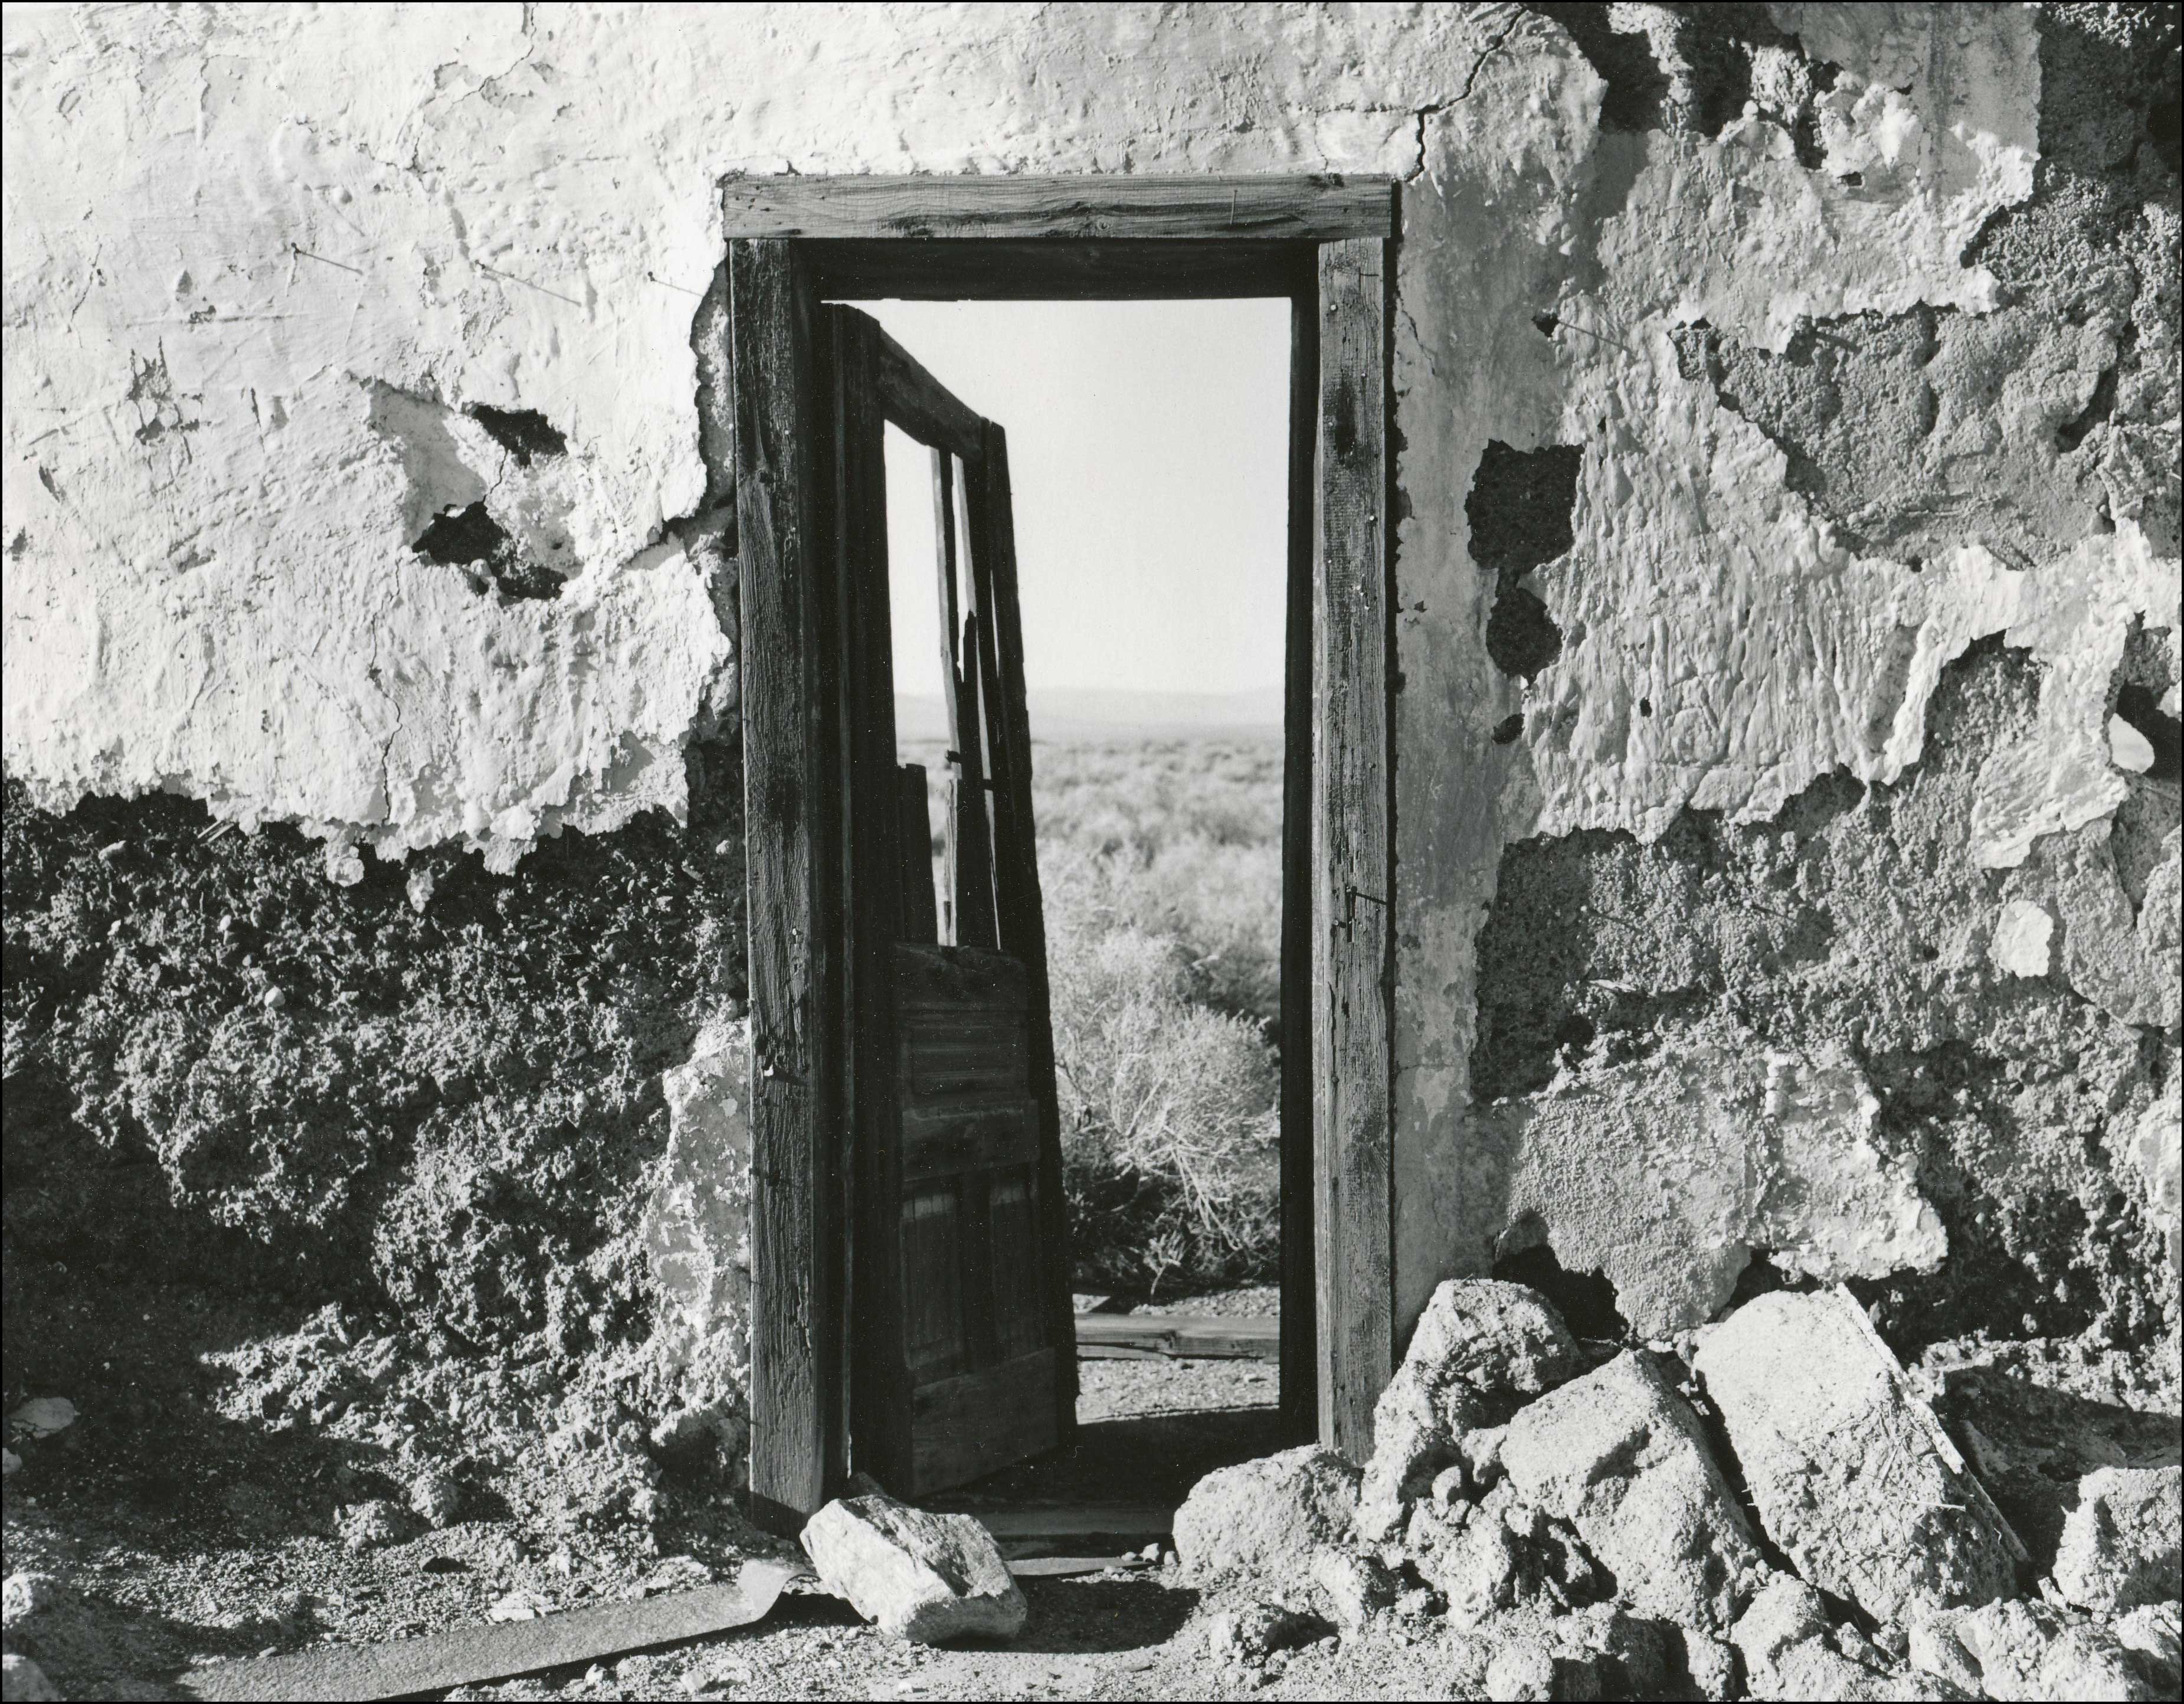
865, 298, 1295, 1514
721, 178, 1396, 1533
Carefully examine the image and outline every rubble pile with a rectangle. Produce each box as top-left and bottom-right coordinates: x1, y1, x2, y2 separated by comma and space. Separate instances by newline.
1173, 1281, 2183, 1702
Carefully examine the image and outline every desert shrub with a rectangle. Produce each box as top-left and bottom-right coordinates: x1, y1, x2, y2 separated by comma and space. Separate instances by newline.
1032, 751, 1283, 1292
893, 733, 1286, 1290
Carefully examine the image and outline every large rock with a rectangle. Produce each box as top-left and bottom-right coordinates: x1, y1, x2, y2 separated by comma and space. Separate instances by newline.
1767, 1632, 1974, 1702
2052, 1466, 2181, 1615
1397, 1280, 1587, 1399
1911, 1597, 2169, 1702
1175, 1445, 1360, 1596
1694, 1288, 2023, 1627
1358, 1360, 1487, 1542
2114, 1604, 2180, 1698
1502, 1350, 1766, 1633
1358, 1281, 1582, 1542
801, 1493, 1026, 1644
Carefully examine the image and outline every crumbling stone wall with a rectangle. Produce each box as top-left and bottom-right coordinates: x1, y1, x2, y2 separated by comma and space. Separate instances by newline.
1, 2, 2178, 1440
2, 744, 752, 1502
1448, 2, 2181, 1358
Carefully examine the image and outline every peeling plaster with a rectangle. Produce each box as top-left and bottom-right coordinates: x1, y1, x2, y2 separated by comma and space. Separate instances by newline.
3, 3, 2176, 1347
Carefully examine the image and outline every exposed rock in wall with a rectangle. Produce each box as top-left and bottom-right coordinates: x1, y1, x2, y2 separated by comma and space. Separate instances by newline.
1, 757, 751, 1521
1471, 639, 2179, 1345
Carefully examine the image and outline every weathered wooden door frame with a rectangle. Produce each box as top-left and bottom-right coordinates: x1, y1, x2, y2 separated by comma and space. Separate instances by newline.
723, 176, 1397, 1531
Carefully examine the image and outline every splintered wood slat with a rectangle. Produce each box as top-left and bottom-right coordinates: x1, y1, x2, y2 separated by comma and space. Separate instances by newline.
963, 423, 1078, 1446
899, 1182, 970, 1385
723, 175, 1394, 241
988, 1170, 1046, 1362
897, 765, 939, 945
1313, 236, 1393, 1463
729, 238, 840, 1530
1279, 288, 1320, 1444
949, 613, 1000, 949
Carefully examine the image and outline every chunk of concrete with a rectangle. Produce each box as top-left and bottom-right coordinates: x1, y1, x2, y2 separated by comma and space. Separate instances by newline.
1309, 1548, 1396, 1631
337, 1498, 411, 1552
1914, 1596, 2168, 1702
2052, 1466, 2182, 1615
1424, 1512, 1523, 1628
1401, 1279, 1588, 1401
1357, 1281, 1581, 1543
2114, 1602, 2181, 1698
1731, 1573, 1832, 1689
1203, 1602, 1318, 1664
1694, 1288, 2023, 1627
1675, 1627, 1741, 1702
1483, 1641, 1601, 1703
800, 1493, 1026, 1644
1768, 1632, 1973, 1702
1501, 1350, 1765, 1633
1175, 1445, 1360, 1596
1357, 1360, 1485, 1542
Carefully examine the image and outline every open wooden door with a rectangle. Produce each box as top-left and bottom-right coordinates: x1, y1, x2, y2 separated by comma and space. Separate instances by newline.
826, 306, 1076, 1497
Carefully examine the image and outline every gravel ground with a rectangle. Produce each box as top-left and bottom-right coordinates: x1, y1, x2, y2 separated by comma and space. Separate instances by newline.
3, 1291, 1338, 1702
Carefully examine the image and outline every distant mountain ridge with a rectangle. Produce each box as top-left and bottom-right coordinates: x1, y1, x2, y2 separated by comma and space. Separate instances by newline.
896, 686, 1282, 743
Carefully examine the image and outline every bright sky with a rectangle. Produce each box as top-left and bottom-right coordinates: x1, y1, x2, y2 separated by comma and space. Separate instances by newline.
849, 300, 1291, 701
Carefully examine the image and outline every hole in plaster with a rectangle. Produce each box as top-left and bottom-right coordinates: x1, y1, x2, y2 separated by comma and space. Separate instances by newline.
2114, 683, 2182, 783
2055, 362, 2120, 454
1638, 696, 1653, 719
465, 404, 569, 467
1468, 441, 1580, 683
413, 502, 564, 603
1494, 1229, 1630, 1342
1532, 312, 1561, 338
1492, 714, 1525, 746
1486, 587, 1564, 681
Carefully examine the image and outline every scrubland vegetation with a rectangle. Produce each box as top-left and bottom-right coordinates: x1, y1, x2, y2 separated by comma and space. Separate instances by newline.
910, 734, 1285, 1295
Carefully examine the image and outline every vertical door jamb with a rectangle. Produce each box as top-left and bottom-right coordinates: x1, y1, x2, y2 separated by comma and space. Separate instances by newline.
1312, 236, 1394, 1461
729, 239, 846, 1532
1277, 286, 1320, 1444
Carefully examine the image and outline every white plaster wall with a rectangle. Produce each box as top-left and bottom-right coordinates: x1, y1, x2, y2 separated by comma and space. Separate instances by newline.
5, 3, 2173, 1337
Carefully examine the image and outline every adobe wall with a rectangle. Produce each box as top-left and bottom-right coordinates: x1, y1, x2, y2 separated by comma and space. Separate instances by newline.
3, 4, 2176, 1490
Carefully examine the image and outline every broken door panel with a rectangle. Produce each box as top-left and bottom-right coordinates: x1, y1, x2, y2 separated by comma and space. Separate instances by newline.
829, 305, 1073, 1497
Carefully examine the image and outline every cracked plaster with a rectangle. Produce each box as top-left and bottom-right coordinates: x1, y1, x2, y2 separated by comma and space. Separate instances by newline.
4, 3, 2176, 1342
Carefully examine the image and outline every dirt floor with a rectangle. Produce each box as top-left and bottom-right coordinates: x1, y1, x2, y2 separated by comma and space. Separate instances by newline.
5, 1288, 1383, 1701
9, 1278, 2182, 1700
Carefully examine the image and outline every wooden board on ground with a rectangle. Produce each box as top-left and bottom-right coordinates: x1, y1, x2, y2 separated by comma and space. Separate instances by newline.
178, 1562, 805, 1703
1073, 1313, 1280, 1361
950, 1505, 1176, 1549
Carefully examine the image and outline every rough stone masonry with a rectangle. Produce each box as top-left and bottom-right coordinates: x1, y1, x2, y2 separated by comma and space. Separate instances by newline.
1, 0, 2178, 1581
1175, 1281, 2179, 1700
